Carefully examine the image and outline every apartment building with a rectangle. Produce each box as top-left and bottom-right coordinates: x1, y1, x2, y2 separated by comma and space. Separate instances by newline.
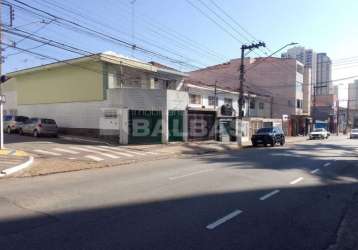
348, 80, 358, 128
282, 46, 317, 89
316, 53, 332, 96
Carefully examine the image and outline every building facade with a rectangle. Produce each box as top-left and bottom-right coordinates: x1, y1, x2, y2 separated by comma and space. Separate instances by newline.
316, 53, 332, 96
184, 80, 272, 141
282, 46, 317, 90
1, 52, 189, 144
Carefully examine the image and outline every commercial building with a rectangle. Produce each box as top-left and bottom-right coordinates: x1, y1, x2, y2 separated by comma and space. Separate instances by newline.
184, 79, 273, 141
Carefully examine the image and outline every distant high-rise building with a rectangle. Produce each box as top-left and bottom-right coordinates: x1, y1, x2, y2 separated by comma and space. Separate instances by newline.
316, 53, 332, 96
282, 46, 317, 89
333, 85, 339, 99
348, 80, 358, 110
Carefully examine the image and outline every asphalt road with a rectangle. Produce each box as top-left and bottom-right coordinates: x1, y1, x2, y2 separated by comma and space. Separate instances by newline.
0, 136, 357, 250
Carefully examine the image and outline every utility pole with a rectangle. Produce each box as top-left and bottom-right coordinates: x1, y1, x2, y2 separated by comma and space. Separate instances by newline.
0, 0, 4, 150
313, 86, 316, 123
346, 99, 350, 134
238, 42, 265, 146
336, 99, 339, 135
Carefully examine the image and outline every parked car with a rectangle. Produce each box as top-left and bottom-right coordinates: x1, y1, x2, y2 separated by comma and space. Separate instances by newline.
350, 129, 358, 139
251, 127, 285, 147
3, 115, 29, 134
19, 118, 58, 137
309, 128, 330, 140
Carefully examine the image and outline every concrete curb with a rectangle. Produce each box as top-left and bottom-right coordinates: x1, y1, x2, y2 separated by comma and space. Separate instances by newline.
0, 156, 34, 177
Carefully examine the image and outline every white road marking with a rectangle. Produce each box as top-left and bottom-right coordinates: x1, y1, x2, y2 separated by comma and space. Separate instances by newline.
100, 146, 146, 156
323, 162, 331, 167
68, 157, 77, 160
33, 149, 62, 156
290, 177, 304, 185
311, 169, 320, 174
99, 153, 120, 159
70, 147, 120, 159
85, 155, 104, 162
85, 146, 134, 158
53, 148, 79, 154
146, 151, 159, 155
259, 190, 280, 201
69, 146, 97, 153
169, 169, 214, 180
206, 210, 243, 230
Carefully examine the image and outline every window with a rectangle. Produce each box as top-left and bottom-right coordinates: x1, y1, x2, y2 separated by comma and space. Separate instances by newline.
296, 64, 304, 74
250, 100, 256, 109
15, 116, 29, 122
224, 98, 233, 106
41, 119, 56, 125
189, 94, 202, 105
259, 102, 264, 110
296, 99, 303, 109
104, 110, 118, 119
208, 96, 218, 106
296, 82, 303, 93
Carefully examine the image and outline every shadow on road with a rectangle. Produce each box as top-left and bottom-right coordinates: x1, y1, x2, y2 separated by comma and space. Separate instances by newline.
0, 182, 357, 250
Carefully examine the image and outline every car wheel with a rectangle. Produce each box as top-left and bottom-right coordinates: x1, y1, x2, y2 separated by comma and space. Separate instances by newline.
6, 127, 11, 134
270, 140, 276, 147
264, 143, 267, 147
33, 130, 39, 137
280, 139, 285, 146
252, 143, 258, 147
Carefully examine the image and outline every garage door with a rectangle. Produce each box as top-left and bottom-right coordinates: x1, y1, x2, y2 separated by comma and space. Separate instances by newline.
128, 110, 162, 144
169, 110, 184, 142
188, 111, 216, 141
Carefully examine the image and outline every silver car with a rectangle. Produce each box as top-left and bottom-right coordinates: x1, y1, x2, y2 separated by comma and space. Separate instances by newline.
20, 118, 58, 137
3, 115, 29, 134
350, 129, 358, 139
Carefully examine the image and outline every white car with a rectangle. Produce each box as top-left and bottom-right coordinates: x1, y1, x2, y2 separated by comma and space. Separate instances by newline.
350, 129, 358, 139
309, 128, 330, 140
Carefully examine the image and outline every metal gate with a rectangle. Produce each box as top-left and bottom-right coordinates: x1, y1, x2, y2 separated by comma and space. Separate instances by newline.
188, 111, 216, 141
128, 110, 162, 144
169, 110, 184, 142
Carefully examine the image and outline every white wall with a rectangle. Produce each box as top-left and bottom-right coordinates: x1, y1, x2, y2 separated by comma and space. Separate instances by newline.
18, 101, 109, 129
2, 91, 17, 114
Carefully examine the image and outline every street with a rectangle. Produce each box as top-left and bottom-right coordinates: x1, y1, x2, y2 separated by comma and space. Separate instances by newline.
0, 136, 357, 250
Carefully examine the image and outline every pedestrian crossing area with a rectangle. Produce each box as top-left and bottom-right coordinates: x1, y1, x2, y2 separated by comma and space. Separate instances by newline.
30, 145, 160, 162
0, 156, 28, 172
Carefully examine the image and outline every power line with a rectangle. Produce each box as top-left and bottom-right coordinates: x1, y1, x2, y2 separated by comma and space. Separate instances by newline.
185, 0, 245, 45
7, 0, 203, 70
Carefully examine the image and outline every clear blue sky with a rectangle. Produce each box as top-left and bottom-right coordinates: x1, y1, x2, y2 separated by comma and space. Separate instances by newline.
3, 0, 358, 99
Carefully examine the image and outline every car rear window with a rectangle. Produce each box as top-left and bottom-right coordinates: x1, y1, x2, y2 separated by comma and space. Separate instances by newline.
41, 119, 56, 125
257, 128, 273, 133
15, 116, 29, 122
